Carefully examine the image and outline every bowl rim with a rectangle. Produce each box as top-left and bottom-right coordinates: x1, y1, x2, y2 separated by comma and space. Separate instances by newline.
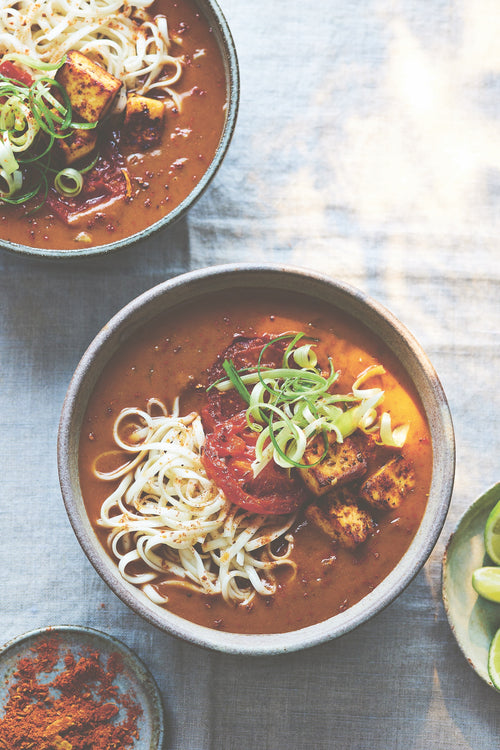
58, 263, 455, 654
0, 0, 240, 260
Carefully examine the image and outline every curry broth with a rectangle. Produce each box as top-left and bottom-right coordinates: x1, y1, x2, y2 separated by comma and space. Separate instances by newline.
0, 0, 228, 250
79, 290, 433, 634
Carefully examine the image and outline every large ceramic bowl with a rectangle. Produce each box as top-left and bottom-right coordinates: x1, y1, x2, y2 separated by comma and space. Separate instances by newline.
1, 0, 239, 260
58, 264, 455, 654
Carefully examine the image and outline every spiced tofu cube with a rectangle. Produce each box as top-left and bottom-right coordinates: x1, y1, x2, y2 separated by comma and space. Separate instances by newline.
123, 95, 165, 148
361, 455, 415, 511
56, 50, 121, 122
56, 127, 97, 165
300, 432, 368, 496
306, 488, 375, 549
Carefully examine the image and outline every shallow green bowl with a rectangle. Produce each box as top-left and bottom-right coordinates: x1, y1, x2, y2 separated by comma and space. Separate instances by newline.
442, 483, 500, 690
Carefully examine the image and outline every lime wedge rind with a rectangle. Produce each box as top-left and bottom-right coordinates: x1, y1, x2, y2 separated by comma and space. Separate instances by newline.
472, 567, 500, 604
488, 628, 500, 691
482, 498, 500, 689
484, 499, 500, 566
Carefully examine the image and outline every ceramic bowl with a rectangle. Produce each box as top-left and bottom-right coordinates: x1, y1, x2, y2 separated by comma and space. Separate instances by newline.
58, 264, 455, 654
0, 0, 239, 260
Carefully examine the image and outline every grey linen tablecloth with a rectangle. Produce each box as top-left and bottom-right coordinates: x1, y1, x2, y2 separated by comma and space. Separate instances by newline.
1, 1, 500, 748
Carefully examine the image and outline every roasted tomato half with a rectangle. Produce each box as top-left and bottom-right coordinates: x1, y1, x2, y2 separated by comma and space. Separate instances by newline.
202, 334, 288, 432
202, 412, 309, 515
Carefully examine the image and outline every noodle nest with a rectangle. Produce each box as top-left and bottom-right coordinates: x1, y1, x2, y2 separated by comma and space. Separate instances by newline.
0, 0, 183, 97
95, 399, 297, 608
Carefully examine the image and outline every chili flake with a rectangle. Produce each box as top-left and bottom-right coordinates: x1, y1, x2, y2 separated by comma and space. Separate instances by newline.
0, 635, 142, 750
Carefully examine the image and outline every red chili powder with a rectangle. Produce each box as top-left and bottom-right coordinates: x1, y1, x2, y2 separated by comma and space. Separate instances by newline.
0, 634, 142, 750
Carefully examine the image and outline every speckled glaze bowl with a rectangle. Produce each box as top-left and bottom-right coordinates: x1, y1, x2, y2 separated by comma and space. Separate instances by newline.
0, 0, 239, 260
58, 264, 455, 654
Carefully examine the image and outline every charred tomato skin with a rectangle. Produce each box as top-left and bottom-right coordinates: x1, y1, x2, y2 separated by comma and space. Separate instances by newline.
201, 412, 308, 515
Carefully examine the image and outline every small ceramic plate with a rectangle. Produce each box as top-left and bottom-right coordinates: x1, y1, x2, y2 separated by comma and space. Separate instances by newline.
0, 625, 165, 747
442, 483, 500, 689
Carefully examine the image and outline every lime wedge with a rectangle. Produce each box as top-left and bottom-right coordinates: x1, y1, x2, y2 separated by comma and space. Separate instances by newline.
485, 499, 500, 565
472, 567, 500, 603
488, 628, 500, 691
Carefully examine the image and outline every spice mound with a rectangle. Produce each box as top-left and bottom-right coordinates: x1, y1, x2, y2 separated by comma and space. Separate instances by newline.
0, 634, 142, 749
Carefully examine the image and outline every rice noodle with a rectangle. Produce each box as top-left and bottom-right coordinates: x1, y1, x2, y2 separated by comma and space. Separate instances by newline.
0, 0, 184, 99
95, 398, 297, 608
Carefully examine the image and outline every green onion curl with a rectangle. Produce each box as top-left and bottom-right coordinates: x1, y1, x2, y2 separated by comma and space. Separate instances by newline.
0, 132, 19, 173
0, 57, 100, 209
0, 168, 22, 197
2, 54, 66, 72
0, 96, 40, 152
222, 359, 251, 404
210, 334, 410, 474
54, 167, 83, 197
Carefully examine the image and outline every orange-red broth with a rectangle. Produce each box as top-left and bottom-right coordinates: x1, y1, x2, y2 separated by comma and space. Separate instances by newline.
79, 290, 432, 634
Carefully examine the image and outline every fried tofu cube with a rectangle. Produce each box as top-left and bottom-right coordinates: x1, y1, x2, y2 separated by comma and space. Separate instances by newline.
56, 127, 98, 165
123, 94, 165, 148
306, 487, 375, 549
361, 455, 415, 511
300, 432, 368, 496
55, 50, 121, 123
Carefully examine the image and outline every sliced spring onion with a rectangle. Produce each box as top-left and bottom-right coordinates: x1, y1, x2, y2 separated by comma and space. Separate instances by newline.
0, 80, 30, 99
0, 58, 99, 208
0, 97, 40, 152
290, 343, 318, 369
0, 168, 22, 197
29, 78, 72, 136
282, 332, 315, 365
0, 166, 47, 205
54, 168, 83, 197
70, 120, 98, 131
378, 412, 410, 448
80, 153, 100, 174
0, 132, 19, 174
352, 365, 386, 398
332, 391, 385, 438
222, 359, 251, 404
16, 131, 55, 164
2, 54, 66, 72
211, 334, 410, 473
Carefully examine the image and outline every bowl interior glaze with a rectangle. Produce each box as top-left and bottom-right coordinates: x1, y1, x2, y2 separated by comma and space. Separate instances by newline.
58, 264, 455, 654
